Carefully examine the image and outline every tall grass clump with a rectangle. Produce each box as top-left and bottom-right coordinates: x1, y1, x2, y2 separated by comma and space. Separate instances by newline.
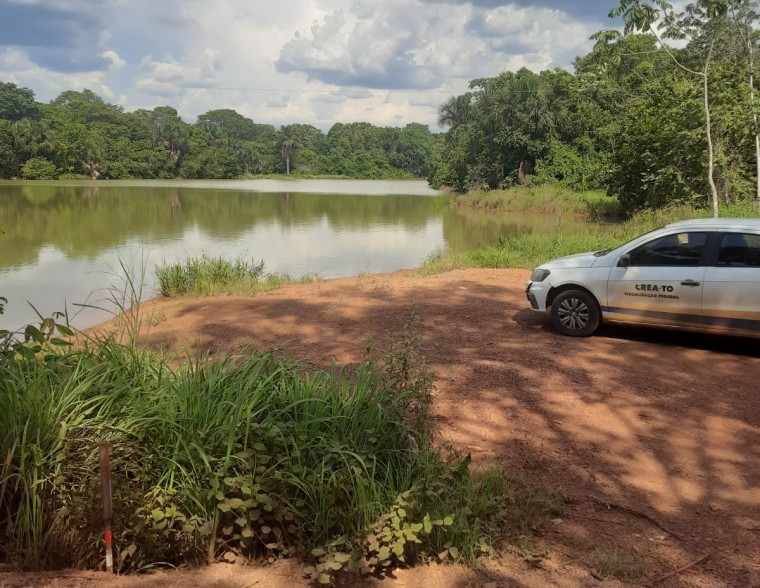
155, 255, 266, 297
420, 201, 759, 273
0, 313, 560, 577
155, 255, 320, 298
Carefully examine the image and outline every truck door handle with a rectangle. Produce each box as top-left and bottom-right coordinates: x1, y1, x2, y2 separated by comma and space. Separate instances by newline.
681, 280, 700, 287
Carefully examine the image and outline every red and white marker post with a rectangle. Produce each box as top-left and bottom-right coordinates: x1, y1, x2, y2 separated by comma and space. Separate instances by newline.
99, 442, 114, 573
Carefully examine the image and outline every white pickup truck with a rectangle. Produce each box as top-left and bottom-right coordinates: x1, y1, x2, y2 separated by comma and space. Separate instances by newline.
525, 218, 760, 337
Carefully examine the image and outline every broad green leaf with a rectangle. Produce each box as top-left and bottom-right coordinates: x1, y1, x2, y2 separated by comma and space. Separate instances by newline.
223, 551, 236, 562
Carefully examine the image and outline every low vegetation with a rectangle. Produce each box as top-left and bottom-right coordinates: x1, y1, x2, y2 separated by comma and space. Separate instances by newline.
0, 310, 561, 578
590, 548, 646, 581
451, 184, 623, 219
155, 255, 320, 297
418, 201, 758, 274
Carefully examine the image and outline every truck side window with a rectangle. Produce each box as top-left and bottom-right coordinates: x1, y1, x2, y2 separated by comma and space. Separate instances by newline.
718, 233, 760, 267
628, 232, 707, 267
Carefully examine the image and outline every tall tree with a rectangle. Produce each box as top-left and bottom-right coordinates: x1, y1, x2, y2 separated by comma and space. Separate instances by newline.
196, 109, 257, 142
438, 94, 473, 131
726, 0, 760, 204
0, 82, 38, 121
279, 138, 297, 175
607, 0, 728, 216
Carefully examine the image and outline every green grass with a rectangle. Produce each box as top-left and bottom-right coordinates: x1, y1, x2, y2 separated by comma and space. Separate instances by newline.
0, 311, 560, 575
452, 184, 623, 219
590, 548, 646, 580
418, 201, 759, 274
155, 255, 320, 297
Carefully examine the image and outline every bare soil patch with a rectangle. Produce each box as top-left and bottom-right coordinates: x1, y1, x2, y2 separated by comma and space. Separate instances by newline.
5, 268, 759, 587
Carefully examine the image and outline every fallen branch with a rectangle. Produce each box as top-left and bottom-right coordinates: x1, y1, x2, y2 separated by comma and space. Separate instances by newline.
645, 551, 712, 586
588, 495, 683, 541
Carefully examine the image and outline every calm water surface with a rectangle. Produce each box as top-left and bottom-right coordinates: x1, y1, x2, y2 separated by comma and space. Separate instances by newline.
0, 179, 590, 330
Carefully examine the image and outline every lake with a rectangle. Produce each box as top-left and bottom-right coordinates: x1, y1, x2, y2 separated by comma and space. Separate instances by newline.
0, 179, 589, 331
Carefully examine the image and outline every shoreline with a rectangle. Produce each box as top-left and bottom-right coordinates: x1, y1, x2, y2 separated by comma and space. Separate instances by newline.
0, 177, 442, 196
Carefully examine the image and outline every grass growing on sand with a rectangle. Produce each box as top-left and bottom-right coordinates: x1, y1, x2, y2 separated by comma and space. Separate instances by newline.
418, 201, 758, 274
155, 254, 320, 297
452, 184, 623, 219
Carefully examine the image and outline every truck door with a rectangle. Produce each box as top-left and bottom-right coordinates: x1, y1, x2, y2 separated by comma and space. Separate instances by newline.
702, 232, 760, 334
605, 231, 707, 328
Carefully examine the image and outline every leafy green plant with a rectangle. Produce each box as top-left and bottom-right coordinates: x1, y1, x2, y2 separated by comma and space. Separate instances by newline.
20, 157, 57, 180
305, 489, 454, 583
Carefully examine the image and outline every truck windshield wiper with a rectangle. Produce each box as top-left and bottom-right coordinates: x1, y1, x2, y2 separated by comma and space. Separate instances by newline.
593, 249, 612, 257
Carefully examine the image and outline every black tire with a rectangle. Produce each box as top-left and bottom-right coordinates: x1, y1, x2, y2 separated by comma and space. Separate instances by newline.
550, 289, 601, 337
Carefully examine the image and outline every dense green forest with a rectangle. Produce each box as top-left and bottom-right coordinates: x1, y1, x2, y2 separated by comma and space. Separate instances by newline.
3, 0, 760, 216
430, 0, 760, 214
0, 86, 441, 181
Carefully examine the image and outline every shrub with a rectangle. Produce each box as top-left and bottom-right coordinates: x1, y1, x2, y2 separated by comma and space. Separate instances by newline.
20, 157, 57, 180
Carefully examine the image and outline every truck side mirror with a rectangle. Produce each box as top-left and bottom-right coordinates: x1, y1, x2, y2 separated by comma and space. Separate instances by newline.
618, 254, 631, 268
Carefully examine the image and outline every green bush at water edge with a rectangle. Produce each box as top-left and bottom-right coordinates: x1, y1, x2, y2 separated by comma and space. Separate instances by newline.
155, 255, 321, 298
20, 157, 57, 180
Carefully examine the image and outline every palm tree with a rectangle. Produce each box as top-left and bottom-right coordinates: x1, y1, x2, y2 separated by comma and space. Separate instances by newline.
11, 119, 53, 159
490, 71, 569, 183
279, 138, 297, 175
438, 94, 473, 130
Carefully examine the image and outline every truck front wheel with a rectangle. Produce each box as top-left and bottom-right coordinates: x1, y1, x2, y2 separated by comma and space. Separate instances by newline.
550, 290, 601, 337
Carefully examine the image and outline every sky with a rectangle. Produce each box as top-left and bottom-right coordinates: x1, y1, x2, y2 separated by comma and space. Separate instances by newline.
0, 0, 622, 131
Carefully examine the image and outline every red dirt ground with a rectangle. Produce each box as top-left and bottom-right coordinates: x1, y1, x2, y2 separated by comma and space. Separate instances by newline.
3, 268, 759, 587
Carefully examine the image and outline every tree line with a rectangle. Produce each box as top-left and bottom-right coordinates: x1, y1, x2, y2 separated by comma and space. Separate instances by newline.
430, 0, 760, 214
0, 87, 441, 181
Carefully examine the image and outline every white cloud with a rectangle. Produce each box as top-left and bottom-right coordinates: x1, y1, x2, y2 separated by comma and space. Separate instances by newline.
102, 50, 125, 71
1, 0, 611, 129
0, 47, 115, 98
